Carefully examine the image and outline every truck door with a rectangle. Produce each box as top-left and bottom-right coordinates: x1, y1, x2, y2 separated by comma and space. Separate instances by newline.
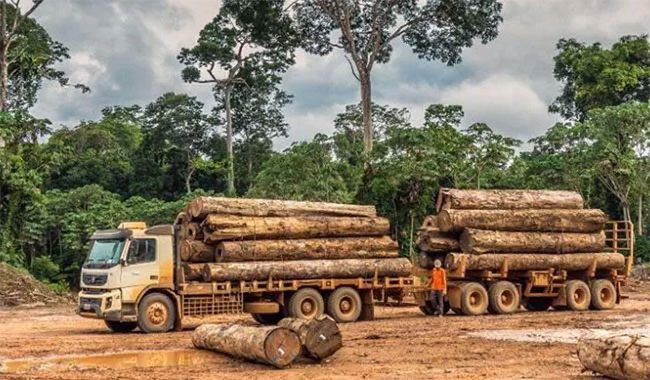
120, 238, 159, 303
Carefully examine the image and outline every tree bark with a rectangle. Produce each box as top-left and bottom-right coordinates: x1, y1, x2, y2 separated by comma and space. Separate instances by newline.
224, 86, 235, 196
174, 212, 189, 226
216, 236, 398, 262
444, 252, 626, 272
638, 194, 643, 236
360, 71, 373, 152
192, 323, 302, 368
202, 215, 389, 242
436, 188, 584, 211
420, 215, 439, 229
577, 332, 650, 380
437, 209, 606, 233
278, 316, 342, 360
180, 240, 215, 262
0, 43, 8, 111
459, 229, 606, 254
416, 227, 460, 253
201, 258, 412, 282
182, 262, 204, 281
188, 196, 377, 219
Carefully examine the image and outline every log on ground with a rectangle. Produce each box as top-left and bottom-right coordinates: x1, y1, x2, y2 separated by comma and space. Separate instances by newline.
202, 258, 412, 282
459, 229, 606, 254
192, 323, 302, 368
217, 236, 398, 262
188, 196, 377, 219
278, 316, 342, 360
182, 263, 204, 281
203, 215, 390, 242
445, 252, 626, 272
416, 227, 460, 253
577, 332, 650, 380
436, 188, 584, 211
180, 240, 216, 262
437, 209, 606, 233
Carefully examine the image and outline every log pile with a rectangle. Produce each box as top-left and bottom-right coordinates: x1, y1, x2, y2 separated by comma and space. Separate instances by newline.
416, 188, 625, 272
177, 197, 410, 283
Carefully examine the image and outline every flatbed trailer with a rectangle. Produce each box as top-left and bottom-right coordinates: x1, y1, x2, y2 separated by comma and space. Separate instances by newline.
414, 221, 634, 315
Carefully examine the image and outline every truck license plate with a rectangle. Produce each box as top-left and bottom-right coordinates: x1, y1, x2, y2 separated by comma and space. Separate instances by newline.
82, 303, 92, 311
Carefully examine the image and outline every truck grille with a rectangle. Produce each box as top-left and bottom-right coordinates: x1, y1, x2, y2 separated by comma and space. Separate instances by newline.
183, 293, 243, 317
82, 273, 108, 286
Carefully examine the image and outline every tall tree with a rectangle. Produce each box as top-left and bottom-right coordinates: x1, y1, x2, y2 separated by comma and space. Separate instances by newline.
295, 0, 502, 152
178, 0, 297, 195
463, 122, 520, 189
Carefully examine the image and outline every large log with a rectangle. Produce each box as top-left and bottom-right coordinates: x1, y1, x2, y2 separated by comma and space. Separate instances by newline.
180, 240, 216, 262
278, 316, 342, 360
186, 223, 204, 240
192, 323, 302, 368
216, 236, 398, 262
182, 263, 204, 281
174, 212, 189, 225
188, 196, 377, 219
203, 215, 390, 242
436, 188, 584, 211
416, 227, 460, 253
417, 252, 447, 269
445, 252, 626, 272
437, 209, 606, 233
202, 258, 412, 282
459, 229, 606, 254
420, 215, 439, 229
577, 332, 650, 380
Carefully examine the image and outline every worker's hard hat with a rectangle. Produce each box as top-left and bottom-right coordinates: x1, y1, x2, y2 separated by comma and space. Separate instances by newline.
434, 259, 442, 268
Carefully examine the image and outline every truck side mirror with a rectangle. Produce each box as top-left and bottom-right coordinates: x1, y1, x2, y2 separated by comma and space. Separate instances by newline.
120, 258, 126, 266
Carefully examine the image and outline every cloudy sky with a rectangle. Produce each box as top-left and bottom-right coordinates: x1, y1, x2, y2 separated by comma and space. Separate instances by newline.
31, 0, 650, 149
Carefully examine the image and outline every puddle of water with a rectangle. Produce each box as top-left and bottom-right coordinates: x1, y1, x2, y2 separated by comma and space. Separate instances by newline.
0, 349, 222, 373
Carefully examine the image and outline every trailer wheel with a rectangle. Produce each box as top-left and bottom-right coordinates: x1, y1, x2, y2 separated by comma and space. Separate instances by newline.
488, 281, 520, 314
460, 282, 488, 316
566, 280, 591, 311
104, 320, 138, 333
524, 298, 552, 312
252, 312, 284, 325
327, 287, 362, 322
287, 288, 324, 319
590, 279, 616, 310
137, 293, 175, 333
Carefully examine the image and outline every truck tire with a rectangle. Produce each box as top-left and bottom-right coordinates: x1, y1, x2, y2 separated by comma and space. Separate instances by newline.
460, 282, 488, 316
488, 281, 520, 314
287, 288, 324, 319
327, 287, 362, 323
566, 280, 591, 311
104, 320, 138, 333
137, 293, 176, 333
524, 298, 552, 312
252, 312, 284, 325
590, 279, 616, 310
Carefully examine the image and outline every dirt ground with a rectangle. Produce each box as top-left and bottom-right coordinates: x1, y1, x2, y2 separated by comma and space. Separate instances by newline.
1, 280, 648, 380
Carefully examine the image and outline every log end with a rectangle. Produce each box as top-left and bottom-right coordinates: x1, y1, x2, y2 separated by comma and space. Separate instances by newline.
304, 316, 343, 360
264, 327, 302, 368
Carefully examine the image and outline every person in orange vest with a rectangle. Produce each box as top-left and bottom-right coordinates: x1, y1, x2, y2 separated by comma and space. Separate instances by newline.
430, 259, 447, 316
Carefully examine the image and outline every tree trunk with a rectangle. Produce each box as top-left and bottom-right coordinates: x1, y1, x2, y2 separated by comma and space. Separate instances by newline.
436, 188, 584, 211
417, 252, 447, 269
420, 215, 439, 229
192, 323, 302, 368
182, 262, 204, 281
638, 194, 643, 236
188, 196, 376, 219
278, 316, 342, 360
202, 215, 389, 242
217, 236, 398, 262
174, 212, 189, 226
202, 258, 412, 282
459, 229, 606, 254
577, 332, 650, 380
180, 240, 215, 262
437, 209, 606, 233
224, 86, 235, 196
416, 226, 460, 253
444, 252, 626, 272
186, 222, 203, 240
0, 43, 8, 111
360, 71, 373, 152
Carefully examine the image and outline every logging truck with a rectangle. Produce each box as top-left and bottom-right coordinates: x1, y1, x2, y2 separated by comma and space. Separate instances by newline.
414, 221, 634, 316
77, 222, 414, 333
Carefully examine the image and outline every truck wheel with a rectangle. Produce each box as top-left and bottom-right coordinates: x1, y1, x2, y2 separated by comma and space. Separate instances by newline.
252, 312, 284, 325
566, 280, 591, 311
590, 279, 616, 310
104, 320, 137, 333
287, 288, 324, 319
460, 282, 488, 316
524, 298, 552, 311
137, 293, 176, 333
488, 281, 520, 314
327, 287, 362, 322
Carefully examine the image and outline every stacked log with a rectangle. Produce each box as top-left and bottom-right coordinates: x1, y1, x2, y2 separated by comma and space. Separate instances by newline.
176, 197, 408, 284
416, 188, 624, 272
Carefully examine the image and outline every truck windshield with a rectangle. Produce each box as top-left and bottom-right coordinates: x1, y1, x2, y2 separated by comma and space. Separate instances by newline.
84, 239, 125, 269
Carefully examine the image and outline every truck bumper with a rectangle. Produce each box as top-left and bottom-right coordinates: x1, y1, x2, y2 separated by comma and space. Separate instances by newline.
77, 289, 124, 321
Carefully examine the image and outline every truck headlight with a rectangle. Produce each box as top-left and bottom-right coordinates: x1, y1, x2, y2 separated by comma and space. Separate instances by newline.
105, 297, 113, 309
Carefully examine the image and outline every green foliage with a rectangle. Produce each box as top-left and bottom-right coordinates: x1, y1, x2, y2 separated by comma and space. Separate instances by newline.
31, 255, 62, 283
634, 235, 650, 263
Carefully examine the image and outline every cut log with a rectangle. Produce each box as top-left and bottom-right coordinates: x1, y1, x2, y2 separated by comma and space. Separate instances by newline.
180, 240, 216, 262
577, 332, 650, 380
188, 196, 377, 219
202, 258, 412, 282
174, 212, 189, 225
186, 223, 203, 240
417, 252, 447, 269
203, 215, 390, 242
445, 252, 626, 272
416, 227, 460, 253
192, 323, 302, 368
216, 236, 398, 262
436, 188, 584, 211
278, 316, 342, 360
437, 209, 606, 233
420, 215, 439, 229
459, 229, 606, 254
182, 263, 204, 281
